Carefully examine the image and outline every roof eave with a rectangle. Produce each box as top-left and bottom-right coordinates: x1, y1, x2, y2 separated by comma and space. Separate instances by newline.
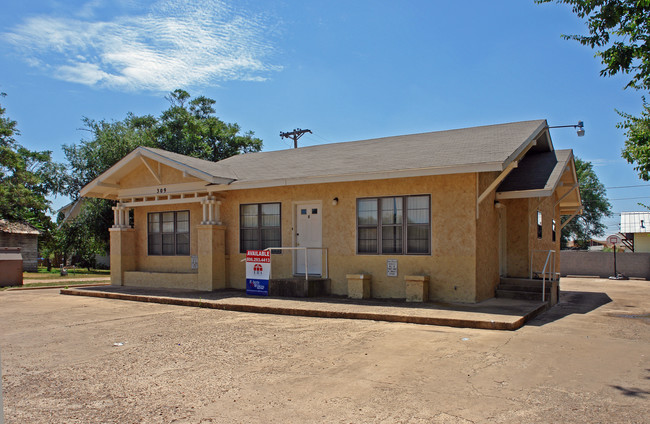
208, 161, 505, 192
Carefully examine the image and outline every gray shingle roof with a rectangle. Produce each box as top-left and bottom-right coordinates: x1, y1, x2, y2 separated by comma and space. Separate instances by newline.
209, 119, 547, 183
81, 119, 552, 197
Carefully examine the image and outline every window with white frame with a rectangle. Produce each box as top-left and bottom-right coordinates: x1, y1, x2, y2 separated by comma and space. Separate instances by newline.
357, 195, 430, 255
537, 211, 543, 239
147, 211, 190, 256
240, 203, 281, 253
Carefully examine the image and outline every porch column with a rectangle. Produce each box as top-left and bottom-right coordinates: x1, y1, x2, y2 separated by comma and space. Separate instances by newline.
197, 224, 226, 291
201, 197, 222, 225
109, 227, 136, 286
112, 203, 132, 229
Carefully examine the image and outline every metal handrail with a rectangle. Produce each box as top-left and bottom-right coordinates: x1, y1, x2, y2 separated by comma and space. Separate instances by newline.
530, 249, 556, 302
263, 247, 328, 282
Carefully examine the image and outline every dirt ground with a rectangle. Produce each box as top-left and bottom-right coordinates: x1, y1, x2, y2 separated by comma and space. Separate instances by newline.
0, 277, 648, 423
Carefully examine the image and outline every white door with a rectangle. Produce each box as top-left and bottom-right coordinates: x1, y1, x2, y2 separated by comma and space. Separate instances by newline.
295, 203, 322, 275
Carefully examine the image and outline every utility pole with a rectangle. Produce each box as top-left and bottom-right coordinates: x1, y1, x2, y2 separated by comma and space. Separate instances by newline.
280, 128, 312, 149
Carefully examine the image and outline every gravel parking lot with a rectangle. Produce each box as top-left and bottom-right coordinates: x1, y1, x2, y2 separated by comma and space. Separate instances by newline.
1, 277, 648, 423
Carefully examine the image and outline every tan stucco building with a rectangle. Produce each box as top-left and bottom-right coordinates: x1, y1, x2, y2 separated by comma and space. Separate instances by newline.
81, 120, 582, 303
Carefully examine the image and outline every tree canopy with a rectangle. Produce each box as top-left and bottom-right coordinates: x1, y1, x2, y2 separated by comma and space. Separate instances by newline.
561, 157, 612, 248
537, 0, 650, 91
61, 89, 263, 259
0, 93, 66, 234
537, 0, 650, 180
64, 89, 262, 196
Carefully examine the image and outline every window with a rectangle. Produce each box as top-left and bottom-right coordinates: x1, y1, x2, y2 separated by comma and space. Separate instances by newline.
240, 203, 281, 253
357, 195, 430, 255
148, 211, 190, 256
537, 211, 543, 239
552, 219, 556, 242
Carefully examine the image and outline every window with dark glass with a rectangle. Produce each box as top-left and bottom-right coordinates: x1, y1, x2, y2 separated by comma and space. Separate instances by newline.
357, 195, 430, 255
240, 203, 281, 253
552, 219, 556, 242
147, 211, 190, 256
537, 211, 543, 239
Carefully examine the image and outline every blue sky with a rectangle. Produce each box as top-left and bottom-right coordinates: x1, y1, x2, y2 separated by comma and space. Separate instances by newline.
0, 0, 646, 235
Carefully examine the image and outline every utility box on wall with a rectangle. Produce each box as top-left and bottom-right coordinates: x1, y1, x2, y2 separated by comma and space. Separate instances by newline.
0, 247, 23, 287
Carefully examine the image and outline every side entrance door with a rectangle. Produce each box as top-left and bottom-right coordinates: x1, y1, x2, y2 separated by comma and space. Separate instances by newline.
295, 203, 322, 275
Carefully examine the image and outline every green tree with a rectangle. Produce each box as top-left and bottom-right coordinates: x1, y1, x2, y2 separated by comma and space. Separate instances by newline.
562, 157, 612, 248
537, 0, 650, 90
619, 99, 650, 179
62, 90, 263, 259
537, 0, 650, 179
0, 93, 66, 240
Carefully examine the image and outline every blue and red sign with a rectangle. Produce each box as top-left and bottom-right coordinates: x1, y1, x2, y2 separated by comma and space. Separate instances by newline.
246, 250, 271, 296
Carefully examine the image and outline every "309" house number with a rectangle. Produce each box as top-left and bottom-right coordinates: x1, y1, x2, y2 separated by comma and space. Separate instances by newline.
156, 187, 167, 194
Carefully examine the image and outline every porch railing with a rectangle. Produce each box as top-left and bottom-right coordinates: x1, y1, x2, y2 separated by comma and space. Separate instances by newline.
530, 249, 557, 302
263, 247, 329, 282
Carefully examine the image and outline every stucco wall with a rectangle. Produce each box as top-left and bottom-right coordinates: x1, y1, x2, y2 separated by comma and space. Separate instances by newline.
475, 172, 501, 301
560, 250, 650, 279
501, 194, 560, 279
530, 194, 561, 276
0, 233, 39, 272
132, 203, 202, 273
502, 198, 529, 277
115, 169, 561, 302
218, 173, 479, 302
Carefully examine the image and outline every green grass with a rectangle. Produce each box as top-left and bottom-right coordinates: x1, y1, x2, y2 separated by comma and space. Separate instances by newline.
23, 268, 110, 280
1, 280, 109, 290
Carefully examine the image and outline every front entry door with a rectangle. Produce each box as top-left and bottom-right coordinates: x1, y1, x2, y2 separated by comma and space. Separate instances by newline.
295, 203, 322, 275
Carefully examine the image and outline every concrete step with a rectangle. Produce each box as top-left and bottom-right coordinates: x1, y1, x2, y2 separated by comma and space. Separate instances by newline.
495, 289, 547, 301
499, 277, 552, 288
269, 278, 330, 297
498, 283, 552, 293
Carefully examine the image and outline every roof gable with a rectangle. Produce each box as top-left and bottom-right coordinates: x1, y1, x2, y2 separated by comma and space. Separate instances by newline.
80, 147, 235, 199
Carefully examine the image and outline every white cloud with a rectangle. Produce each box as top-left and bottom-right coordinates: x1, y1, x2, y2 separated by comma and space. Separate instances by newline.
3, 0, 281, 91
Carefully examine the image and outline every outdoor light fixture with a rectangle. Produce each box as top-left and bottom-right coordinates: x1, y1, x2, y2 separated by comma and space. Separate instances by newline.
332, 197, 339, 206
549, 121, 585, 137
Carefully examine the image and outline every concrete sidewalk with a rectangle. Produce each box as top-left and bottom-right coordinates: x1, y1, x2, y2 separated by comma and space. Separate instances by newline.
61, 285, 548, 330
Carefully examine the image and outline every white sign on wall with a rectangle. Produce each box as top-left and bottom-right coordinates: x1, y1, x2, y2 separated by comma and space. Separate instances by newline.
387, 259, 398, 277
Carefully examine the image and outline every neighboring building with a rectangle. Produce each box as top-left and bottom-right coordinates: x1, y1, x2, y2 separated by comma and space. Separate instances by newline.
57, 198, 86, 222
0, 219, 41, 272
80, 120, 582, 303
620, 212, 650, 252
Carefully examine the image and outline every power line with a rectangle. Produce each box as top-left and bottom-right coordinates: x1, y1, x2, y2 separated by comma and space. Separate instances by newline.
605, 184, 650, 189
279, 128, 312, 149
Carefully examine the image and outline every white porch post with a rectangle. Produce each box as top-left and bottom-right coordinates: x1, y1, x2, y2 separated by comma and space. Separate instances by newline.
202, 200, 208, 225
214, 200, 221, 224
201, 197, 222, 225
112, 203, 131, 229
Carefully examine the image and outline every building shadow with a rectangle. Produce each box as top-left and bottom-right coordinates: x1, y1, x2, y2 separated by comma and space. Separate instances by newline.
527, 290, 612, 326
